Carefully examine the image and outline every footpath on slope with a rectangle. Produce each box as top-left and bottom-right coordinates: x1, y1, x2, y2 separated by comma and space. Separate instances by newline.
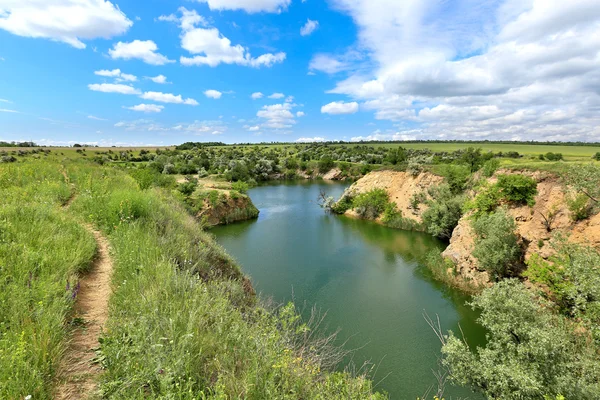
55, 170, 114, 399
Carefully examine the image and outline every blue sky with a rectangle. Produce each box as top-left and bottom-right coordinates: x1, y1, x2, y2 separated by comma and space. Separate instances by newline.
1, 0, 599, 145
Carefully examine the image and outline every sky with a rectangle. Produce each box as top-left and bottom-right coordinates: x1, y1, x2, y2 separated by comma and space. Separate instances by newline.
0, 0, 599, 146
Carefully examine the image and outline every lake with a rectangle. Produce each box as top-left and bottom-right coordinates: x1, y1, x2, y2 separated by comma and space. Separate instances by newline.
212, 181, 485, 399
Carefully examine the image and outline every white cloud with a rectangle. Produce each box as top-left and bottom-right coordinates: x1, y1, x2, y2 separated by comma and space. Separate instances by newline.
94, 69, 137, 82
140, 91, 198, 105
204, 89, 222, 99
257, 102, 297, 129
109, 40, 174, 65
268, 92, 285, 99
167, 8, 285, 68
300, 19, 319, 36
350, 132, 418, 142
88, 83, 140, 95
126, 104, 164, 113
0, 0, 132, 49
321, 101, 359, 115
309, 54, 349, 74
194, 0, 291, 14
248, 125, 260, 131
296, 137, 326, 143
116, 119, 227, 135
296, 111, 305, 117
251, 92, 264, 99
0, 98, 11, 103
325, 0, 600, 141
0, 108, 19, 113
87, 115, 107, 120
148, 74, 169, 84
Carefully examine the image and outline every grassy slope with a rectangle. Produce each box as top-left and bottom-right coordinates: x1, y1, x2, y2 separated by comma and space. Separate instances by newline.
1, 158, 384, 399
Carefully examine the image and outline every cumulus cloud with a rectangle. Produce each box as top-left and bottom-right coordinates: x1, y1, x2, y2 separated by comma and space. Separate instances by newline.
350, 132, 418, 142
88, 83, 140, 95
325, 0, 600, 141
140, 91, 198, 105
300, 19, 319, 36
268, 93, 285, 99
115, 119, 226, 135
125, 104, 164, 113
0, 0, 132, 49
251, 92, 264, 99
147, 75, 169, 84
204, 89, 222, 99
94, 69, 137, 82
109, 40, 174, 65
194, 0, 291, 14
257, 102, 297, 129
296, 137, 326, 143
321, 101, 359, 115
296, 111, 305, 117
163, 8, 286, 68
247, 125, 260, 131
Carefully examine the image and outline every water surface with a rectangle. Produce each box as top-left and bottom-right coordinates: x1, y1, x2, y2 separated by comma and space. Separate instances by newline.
213, 181, 485, 399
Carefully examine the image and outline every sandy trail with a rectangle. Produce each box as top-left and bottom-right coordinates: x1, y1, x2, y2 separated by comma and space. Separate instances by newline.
54, 224, 113, 399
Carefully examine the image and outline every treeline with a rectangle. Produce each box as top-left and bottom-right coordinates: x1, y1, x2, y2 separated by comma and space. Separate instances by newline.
216, 140, 600, 147
0, 141, 38, 147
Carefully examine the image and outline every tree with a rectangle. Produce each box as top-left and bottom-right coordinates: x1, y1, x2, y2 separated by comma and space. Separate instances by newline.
471, 209, 521, 279
440, 280, 600, 400
460, 147, 484, 173
593, 152, 600, 161
561, 163, 600, 204
422, 185, 464, 239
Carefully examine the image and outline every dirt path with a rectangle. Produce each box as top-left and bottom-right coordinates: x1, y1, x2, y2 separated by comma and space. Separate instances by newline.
55, 225, 113, 399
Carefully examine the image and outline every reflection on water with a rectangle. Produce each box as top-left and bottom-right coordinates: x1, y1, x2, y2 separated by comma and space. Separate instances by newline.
213, 181, 485, 399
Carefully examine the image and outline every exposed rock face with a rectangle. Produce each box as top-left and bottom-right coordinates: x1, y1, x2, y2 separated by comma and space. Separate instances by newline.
444, 169, 599, 285
339, 170, 443, 222
342, 168, 600, 287
198, 193, 259, 226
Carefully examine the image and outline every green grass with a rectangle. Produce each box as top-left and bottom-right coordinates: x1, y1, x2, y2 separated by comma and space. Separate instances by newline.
0, 158, 385, 399
0, 161, 97, 399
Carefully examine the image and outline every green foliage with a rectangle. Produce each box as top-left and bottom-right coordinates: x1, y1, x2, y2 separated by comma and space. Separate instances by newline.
442, 280, 600, 399
178, 176, 199, 196
422, 185, 465, 239
567, 193, 592, 221
460, 147, 485, 173
524, 239, 600, 343
331, 195, 353, 214
471, 209, 521, 279
231, 180, 249, 194
496, 174, 538, 206
593, 152, 600, 161
318, 155, 335, 173
438, 164, 471, 194
351, 189, 389, 219
481, 158, 500, 177
470, 183, 502, 216
561, 163, 600, 204
545, 152, 564, 161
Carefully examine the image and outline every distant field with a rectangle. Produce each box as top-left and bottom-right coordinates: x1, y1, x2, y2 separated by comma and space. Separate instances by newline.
4, 142, 600, 160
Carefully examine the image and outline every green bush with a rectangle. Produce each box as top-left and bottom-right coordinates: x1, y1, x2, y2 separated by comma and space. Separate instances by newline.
318, 155, 335, 173
481, 158, 500, 177
496, 174, 538, 206
231, 180, 249, 194
442, 280, 600, 399
352, 189, 389, 219
567, 193, 592, 221
470, 184, 502, 216
331, 195, 353, 214
593, 152, 600, 161
544, 152, 563, 161
438, 164, 471, 194
422, 185, 464, 239
472, 209, 521, 279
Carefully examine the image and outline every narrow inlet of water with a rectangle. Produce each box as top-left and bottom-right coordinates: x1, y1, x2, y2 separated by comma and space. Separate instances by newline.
212, 181, 486, 399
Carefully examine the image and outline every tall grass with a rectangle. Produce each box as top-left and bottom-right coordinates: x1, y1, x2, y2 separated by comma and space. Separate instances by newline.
61, 159, 385, 398
0, 160, 96, 399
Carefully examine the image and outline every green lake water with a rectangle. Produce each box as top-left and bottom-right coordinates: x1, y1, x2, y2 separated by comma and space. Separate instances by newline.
212, 181, 486, 399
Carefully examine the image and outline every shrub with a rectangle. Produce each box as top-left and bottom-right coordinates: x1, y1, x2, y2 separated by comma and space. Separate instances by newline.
593, 152, 600, 161
422, 185, 464, 239
162, 163, 176, 174
496, 174, 537, 206
471, 209, 521, 279
178, 179, 198, 196
545, 152, 563, 161
567, 193, 592, 221
438, 164, 471, 194
318, 155, 335, 173
442, 280, 600, 399
331, 195, 353, 214
481, 158, 500, 177
231, 180, 249, 194
352, 189, 389, 219
470, 184, 502, 216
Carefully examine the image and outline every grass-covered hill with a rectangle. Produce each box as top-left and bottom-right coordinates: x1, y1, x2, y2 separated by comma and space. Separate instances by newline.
0, 157, 384, 399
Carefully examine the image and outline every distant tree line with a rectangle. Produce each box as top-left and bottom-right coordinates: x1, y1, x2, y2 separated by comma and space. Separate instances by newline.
0, 141, 38, 147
